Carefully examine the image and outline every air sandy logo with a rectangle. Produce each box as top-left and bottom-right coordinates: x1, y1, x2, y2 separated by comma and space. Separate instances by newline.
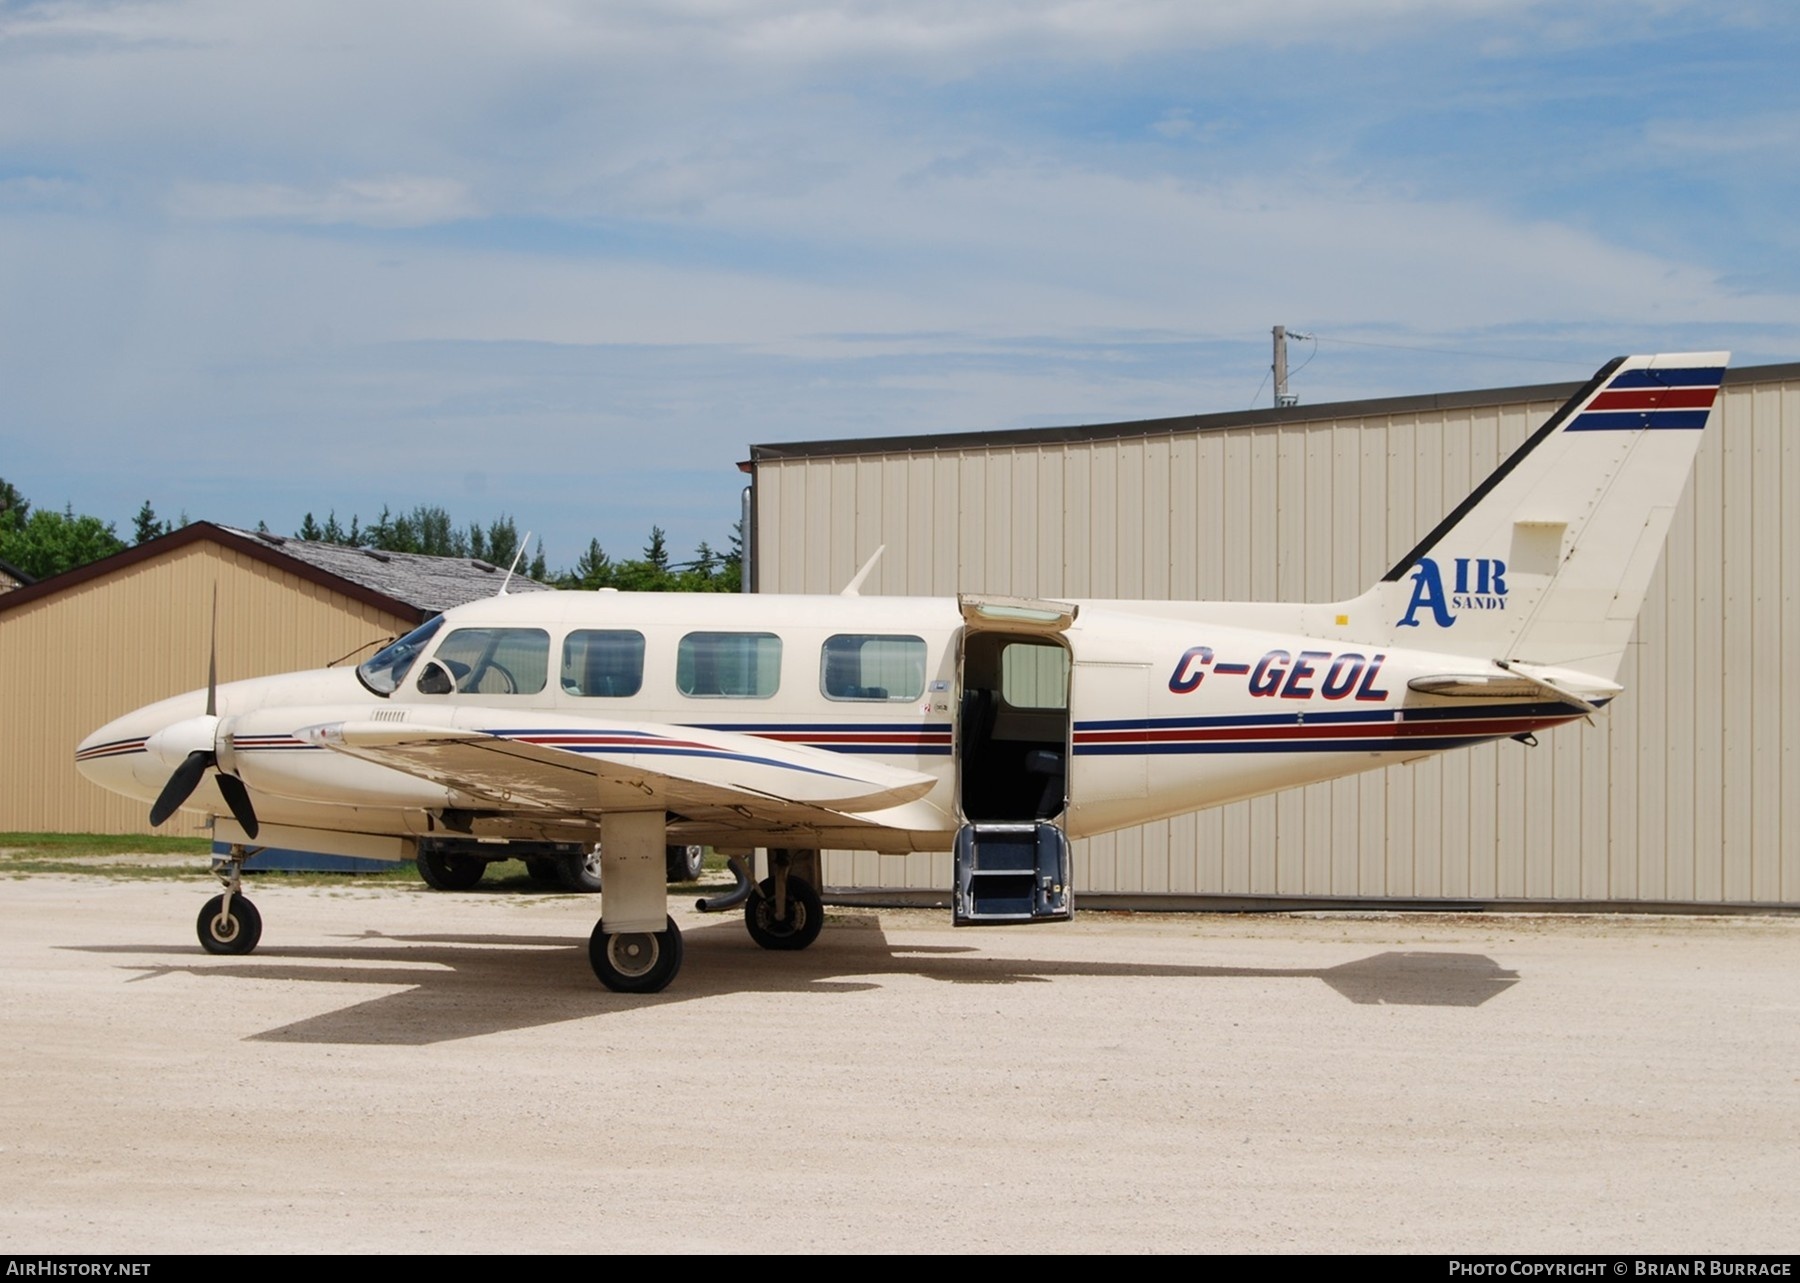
1397, 557, 1508, 628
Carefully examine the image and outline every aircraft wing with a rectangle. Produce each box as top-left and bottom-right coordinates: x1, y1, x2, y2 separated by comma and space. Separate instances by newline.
297, 715, 946, 833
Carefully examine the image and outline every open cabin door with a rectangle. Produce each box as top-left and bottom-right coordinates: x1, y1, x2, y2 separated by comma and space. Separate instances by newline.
952, 595, 1076, 925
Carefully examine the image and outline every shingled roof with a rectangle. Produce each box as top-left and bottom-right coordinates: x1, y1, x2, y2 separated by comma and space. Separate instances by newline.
0, 521, 550, 621
0, 557, 32, 594
220, 526, 551, 613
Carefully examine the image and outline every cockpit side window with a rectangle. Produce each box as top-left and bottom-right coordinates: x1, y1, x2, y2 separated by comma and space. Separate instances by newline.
356, 615, 446, 696
425, 627, 550, 695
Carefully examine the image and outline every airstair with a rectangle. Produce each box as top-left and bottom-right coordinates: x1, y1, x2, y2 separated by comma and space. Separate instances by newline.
952, 820, 1072, 925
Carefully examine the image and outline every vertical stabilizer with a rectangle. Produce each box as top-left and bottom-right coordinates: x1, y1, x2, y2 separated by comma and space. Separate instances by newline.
1342, 352, 1729, 684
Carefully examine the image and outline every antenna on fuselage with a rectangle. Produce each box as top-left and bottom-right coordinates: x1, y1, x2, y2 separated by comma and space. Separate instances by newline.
839, 545, 886, 596
498, 532, 534, 596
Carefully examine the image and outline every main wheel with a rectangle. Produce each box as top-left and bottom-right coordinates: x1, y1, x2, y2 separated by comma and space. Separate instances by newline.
554, 848, 603, 893
588, 916, 683, 993
665, 844, 705, 882
197, 894, 262, 955
524, 857, 560, 885
745, 876, 824, 951
417, 848, 486, 890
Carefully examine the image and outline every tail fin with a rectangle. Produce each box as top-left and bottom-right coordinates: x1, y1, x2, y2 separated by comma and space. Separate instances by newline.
1342, 351, 1728, 685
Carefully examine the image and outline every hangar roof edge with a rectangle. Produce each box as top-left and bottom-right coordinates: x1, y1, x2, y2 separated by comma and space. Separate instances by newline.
747, 359, 1800, 463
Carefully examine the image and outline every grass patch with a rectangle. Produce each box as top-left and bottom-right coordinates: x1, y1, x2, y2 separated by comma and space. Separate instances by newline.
0, 832, 213, 858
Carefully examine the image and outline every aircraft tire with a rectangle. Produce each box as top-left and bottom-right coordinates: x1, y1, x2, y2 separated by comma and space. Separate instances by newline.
745, 876, 824, 952
197, 894, 262, 956
665, 844, 705, 882
417, 848, 486, 890
589, 916, 683, 993
554, 849, 603, 893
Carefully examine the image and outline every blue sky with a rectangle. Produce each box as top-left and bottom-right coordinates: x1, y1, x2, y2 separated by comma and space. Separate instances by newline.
3, 0, 1796, 572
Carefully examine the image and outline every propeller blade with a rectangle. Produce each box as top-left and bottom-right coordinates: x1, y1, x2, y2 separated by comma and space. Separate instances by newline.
149, 750, 213, 827
205, 584, 218, 718
214, 773, 260, 840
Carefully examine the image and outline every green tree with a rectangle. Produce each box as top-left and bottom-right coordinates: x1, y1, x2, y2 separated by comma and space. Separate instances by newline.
133, 501, 171, 545
0, 505, 126, 580
0, 477, 29, 529
566, 539, 616, 589
404, 505, 465, 557
643, 526, 670, 572
484, 516, 519, 569
297, 512, 324, 541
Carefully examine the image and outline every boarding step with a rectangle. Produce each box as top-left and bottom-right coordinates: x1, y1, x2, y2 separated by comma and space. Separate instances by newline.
952, 821, 1073, 925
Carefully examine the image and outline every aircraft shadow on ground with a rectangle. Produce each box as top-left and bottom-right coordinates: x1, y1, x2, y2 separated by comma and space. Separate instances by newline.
77, 918, 1518, 1045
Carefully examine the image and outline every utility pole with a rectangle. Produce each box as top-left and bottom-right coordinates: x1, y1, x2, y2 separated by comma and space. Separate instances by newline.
1272, 325, 1296, 408
1272, 325, 1310, 408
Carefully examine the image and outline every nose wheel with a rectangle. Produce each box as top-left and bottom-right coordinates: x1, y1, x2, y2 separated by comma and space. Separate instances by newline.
197, 893, 262, 954
197, 844, 262, 955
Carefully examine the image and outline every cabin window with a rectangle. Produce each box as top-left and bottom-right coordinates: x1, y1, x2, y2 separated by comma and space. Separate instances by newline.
821, 634, 926, 701
677, 632, 781, 698
356, 615, 445, 695
999, 639, 1069, 710
562, 630, 646, 697
428, 627, 550, 695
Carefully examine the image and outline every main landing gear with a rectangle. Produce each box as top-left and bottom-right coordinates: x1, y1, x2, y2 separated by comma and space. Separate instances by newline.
704, 848, 825, 952
588, 916, 684, 993
197, 844, 262, 955
745, 875, 823, 951
583, 846, 828, 993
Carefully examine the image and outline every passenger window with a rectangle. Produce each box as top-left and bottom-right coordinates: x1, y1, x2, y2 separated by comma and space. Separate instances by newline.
677, 632, 781, 698
999, 640, 1069, 710
562, 630, 645, 697
429, 627, 550, 695
821, 634, 926, 701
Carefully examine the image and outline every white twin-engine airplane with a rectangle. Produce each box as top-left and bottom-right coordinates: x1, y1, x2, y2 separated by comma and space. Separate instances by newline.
77, 352, 1729, 993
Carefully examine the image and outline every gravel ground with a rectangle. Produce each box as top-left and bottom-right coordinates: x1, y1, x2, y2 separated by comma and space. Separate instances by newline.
0, 873, 1795, 1254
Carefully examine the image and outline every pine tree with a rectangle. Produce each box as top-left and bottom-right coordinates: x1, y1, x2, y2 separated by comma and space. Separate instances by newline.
569, 539, 614, 589
485, 516, 519, 569
132, 501, 169, 544
0, 477, 27, 529
643, 526, 670, 571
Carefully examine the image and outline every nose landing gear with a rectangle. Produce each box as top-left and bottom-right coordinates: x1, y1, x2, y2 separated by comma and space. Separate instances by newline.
198, 844, 262, 955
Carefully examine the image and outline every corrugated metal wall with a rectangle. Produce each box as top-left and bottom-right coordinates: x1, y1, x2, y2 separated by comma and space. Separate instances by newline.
0, 541, 411, 835
754, 369, 1798, 906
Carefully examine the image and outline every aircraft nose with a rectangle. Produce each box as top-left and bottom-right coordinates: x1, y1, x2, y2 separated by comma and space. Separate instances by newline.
75, 707, 181, 803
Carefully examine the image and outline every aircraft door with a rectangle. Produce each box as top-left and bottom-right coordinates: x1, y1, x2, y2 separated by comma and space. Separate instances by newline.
955, 628, 1071, 823
952, 595, 1076, 926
